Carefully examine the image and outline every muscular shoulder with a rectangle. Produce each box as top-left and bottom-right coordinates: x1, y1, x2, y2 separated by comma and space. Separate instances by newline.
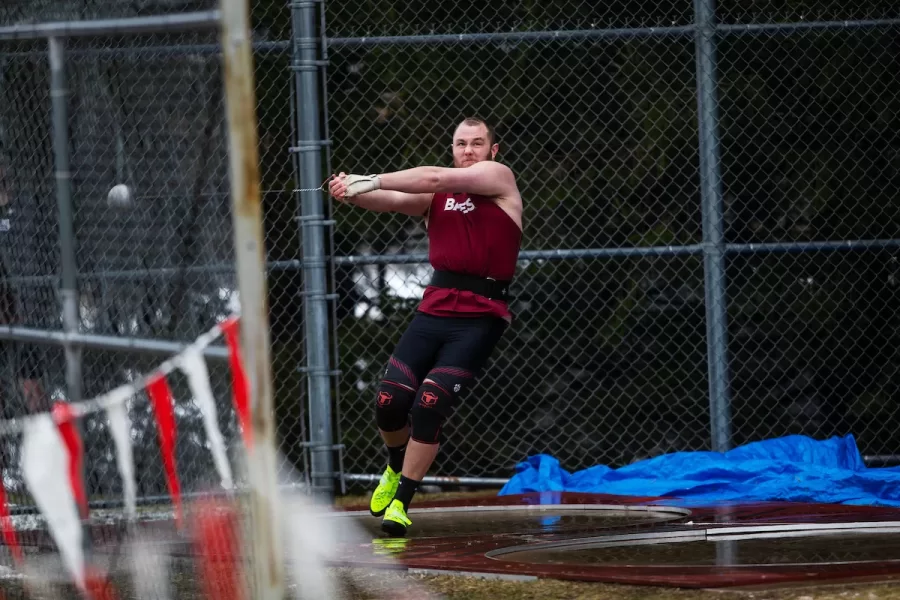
485, 163, 521, 206
476, 160, 517, 185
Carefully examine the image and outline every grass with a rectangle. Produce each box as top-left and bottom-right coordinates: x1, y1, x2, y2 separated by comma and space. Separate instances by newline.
330, 570, 900, 600
4, 570, 900, 600
4, 558, 900, 599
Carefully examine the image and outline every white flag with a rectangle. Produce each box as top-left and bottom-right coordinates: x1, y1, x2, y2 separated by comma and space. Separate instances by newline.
179, 349, 234, 490
105, 389, 137, 521
20, 415, 85, 590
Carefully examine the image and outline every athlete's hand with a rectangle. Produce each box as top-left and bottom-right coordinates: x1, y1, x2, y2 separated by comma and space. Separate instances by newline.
328, 172, 350, 202
342, 173, 382, 198
328, 172, 381, 201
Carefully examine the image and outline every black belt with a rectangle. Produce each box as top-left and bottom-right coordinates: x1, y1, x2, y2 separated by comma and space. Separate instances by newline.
429, 270, 512, 302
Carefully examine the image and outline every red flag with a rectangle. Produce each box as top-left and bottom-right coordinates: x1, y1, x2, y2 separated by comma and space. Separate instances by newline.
52, 402, 88, 519
85, 567, 120, 600
193, 497, 245, 600
146, 375, 182, 527
0, 479, 22, 566
222, 317, 253, 449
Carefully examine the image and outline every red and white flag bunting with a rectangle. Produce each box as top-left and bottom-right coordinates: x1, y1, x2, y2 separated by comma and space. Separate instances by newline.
146, 374, 183, 528
52, 402, 88, 519
20, 414, 86, 591
0, 472, 22, 567
1, 315, 252, 593
104, 388, 137, 521
179, 349, 234, 490
222, 317, 253, 450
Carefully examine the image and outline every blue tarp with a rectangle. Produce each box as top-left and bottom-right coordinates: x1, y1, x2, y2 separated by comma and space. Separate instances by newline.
498, 434, 900, 507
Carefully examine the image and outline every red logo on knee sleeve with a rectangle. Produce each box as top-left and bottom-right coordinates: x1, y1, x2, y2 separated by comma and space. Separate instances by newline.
421, 391, 439, 407
377, 391, 393, 406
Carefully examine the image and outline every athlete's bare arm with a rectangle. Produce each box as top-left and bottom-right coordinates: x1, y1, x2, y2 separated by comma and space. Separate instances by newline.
329, 172, 431, 217
377, 161, 514, 197
377, 162, 523, 229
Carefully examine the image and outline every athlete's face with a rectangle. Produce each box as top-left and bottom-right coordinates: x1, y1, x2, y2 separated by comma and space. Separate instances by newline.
452, 123, 499, 168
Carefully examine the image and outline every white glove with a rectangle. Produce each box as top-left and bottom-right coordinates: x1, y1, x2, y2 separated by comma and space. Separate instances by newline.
343, 174, 382, 198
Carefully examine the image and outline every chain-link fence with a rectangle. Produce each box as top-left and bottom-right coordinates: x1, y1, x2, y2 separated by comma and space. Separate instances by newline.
0, 0, 897, 506
316, 1, 900, 485
0, 1, 314, 508
0, 2, 302, 595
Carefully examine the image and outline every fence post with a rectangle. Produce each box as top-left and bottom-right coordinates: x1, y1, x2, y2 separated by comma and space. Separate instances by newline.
48, 36, 82, 406
220, 0, 285, 597
291, 0, 334, 494
693, 0, 732, 452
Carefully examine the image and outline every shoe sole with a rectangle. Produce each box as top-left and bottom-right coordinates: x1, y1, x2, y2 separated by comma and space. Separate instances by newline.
380, 519, 408, 537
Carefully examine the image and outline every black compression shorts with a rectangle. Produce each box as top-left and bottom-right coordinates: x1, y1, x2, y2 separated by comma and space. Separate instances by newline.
389, 313, 507, 391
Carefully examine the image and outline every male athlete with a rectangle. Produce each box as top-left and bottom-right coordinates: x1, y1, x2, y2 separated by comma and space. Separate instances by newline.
329, 117, 523, 536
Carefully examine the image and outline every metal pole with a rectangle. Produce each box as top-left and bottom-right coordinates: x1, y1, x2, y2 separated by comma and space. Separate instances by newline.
0, 11, 221, 41
694, 0, 732, 452
49, 36, 82, 406
219, 0, 284, 597
318, 0, 347, 496
0, 325, 230, 359
343, 473, 511, 488
291, 1, 334, 495
3, 16, 900, 57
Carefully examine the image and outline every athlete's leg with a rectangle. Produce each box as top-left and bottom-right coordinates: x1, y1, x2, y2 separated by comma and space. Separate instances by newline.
369, 314, 445, 516
383, 316, 507, 534
403, 319, 505, 481
375, 314, 444, 453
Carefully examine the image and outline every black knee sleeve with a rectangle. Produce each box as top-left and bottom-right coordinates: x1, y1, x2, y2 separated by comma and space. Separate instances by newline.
409, 367, 476, 444
427, 366, 475, 397
374, 382, 415, 432
374, 356, 419, 432
409, 382, 456, 444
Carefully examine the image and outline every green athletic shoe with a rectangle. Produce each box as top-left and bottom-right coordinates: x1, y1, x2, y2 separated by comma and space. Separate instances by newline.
381, 499, 412, 537
369, 465, 401, 517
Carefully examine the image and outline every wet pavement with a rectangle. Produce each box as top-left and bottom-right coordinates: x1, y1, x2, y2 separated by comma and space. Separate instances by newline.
331, 492, 900, 589
351, 505, 684, 539
499, 532, 900, 567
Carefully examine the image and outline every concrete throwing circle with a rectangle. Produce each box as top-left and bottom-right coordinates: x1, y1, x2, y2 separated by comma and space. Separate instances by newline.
339, 504, 690, 539
487, 521, 900, 567
329, 494, 900, 587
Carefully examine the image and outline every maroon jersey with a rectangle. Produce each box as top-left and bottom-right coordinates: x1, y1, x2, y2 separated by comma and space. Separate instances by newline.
418, 192, 522, 321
